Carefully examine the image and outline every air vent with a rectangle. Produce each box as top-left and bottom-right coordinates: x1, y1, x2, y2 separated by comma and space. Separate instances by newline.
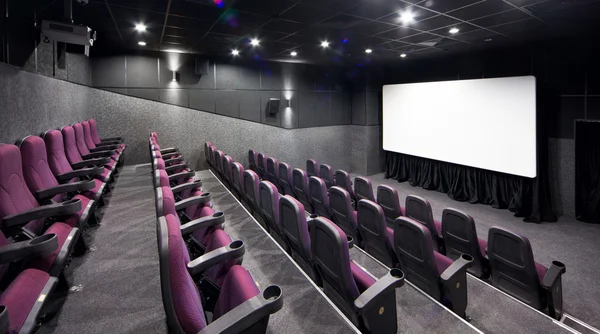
48, 23, 74, 33
205, 32, 238, 43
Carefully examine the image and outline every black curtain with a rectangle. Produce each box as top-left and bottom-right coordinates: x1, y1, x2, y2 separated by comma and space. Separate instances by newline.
575, 120, 600, 223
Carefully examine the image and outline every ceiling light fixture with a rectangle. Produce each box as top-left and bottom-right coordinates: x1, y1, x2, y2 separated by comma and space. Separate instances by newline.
321, 41, 330, 48
485, 38, 493, 42
163, 49, 185, 54
365, 49, 372, 54
400, 11, 415, 24
232, 49, 239, 56
449, 27, 459, 34
290, 51, 297, 56
138, 41, 146, 46
250, 38, 260, 46
135, 23, 147, 32
400, 53, 407, 58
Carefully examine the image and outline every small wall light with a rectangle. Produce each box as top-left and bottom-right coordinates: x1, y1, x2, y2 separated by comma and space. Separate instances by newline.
172, 71, 179, 82
287, 99, 291, 108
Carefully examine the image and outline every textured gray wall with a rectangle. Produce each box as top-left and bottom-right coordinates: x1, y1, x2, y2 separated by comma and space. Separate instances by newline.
0, 62, 92, 145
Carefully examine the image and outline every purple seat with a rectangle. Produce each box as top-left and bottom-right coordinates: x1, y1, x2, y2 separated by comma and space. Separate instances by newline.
279, 195, 320, 283
73, 122, 120, 165
153, 169, 200, 201
208, 145, 216, 167
248, 149, 257, 172
354, 176, 375, 202
311, 217, 404, 333
257, 153, 267, 180
243, 170, 261, 216
204, 142, 212, 164
278, 162, 294, 196
154, 156, 190, 178
441, 208, 490, 279
231, 162, 245, 200
62, 125, 116, 175
404, 195, 444, 252
222, 155, 234, 185
0, 144, 80, 277
319, 164, 335, 189
306, 159, 319, 178
376, 185, 405, 226
394, 216, 472, 318
334, 170, 355, 205
89, 118, 125, 147
215, 150, 225, 176
308, 177, 331, 219
157, 214, 282, 334
17, 136, 97, 230
83, 120, 124, 157
259, 181, 287, 249
357, 200, 397, 267
487, 227, 566, 319
328, 186, 360, 245
266, 157, 281, 192
292, 168, 313, 214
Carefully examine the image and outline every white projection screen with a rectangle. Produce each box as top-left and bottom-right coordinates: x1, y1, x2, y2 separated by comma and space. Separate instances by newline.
383, 76, 537, 178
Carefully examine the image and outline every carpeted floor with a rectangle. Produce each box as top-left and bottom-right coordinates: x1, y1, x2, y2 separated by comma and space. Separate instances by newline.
356, 172, 600, 331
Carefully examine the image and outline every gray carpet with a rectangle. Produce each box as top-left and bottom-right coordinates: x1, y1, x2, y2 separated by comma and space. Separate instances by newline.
39, 165, 166, 334
357, 172, 600, 331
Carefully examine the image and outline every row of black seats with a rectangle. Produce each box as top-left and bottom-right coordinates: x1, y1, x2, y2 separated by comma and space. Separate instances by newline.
149, 134, 283, 334
206, 144, 405, 334
0, 119, 125, 333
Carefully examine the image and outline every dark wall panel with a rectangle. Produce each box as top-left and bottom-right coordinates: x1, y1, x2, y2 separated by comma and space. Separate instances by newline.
260, 64, 282, 90
239, 91, 261, 122
127, 56, 159, 88
189, 90, 215, 112
216, 63, 239, 89
129, 88, 160, 101
366, 91, 381, 125
92, 56, 126, 87
215, 90, 240, 118
352, 91, 366, 125
298, 91, 316, 128
159, 89, 189, 107
238, 64, 260, 90
314, 92, 331, 125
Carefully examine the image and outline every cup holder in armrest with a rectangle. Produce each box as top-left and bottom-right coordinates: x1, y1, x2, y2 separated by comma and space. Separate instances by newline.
309, 214, 318, 220
30, 233, 56, 245
460, 254, 474, 264
213, 212, 224, 218
263, 285, 283, 301
552, 261, 566, 270
0, 234, 58, 264
347, 235, 354, 249
229, 240, 244, 250
201, 192, 211, 197
389, 268, 404, 280
60, 199, 82, 215
80, 179, 95, 191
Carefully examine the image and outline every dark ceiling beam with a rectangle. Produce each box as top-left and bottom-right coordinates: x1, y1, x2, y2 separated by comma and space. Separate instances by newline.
158, 0, 172, 51
104, 0, 123, 43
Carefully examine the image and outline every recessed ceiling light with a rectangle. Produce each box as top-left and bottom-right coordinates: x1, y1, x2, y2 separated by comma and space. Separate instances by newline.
485, 38, 493, 42
290, 51, 297, 56
232, 49, 239, 56
138, 41, 146, 46
135, 23, 146, 32
400, 53, 407, 58
250, 38, 260, 46
321, 41, 330, 48
365, 49, 372, 54
400, 11, 415, 24
163, 49, 184, 54
449, 27, 459, 34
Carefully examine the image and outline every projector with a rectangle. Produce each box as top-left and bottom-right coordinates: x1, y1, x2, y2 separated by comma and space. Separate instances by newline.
41, 20, 96, 46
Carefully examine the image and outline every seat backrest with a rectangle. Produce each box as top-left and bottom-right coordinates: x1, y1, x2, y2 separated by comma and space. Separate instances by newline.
358, 200, 396, 267
266, 157, 279, 185
231, 162, 245, 194
88, 118, 102, 145
441, 208, 487, 278
208, 146, 216, 165
81, 121, 97, 149
222, 155, 233, 181
377, 185, 403, 225
156, 186, 177, 217
393, 217, 442, 300
73, 122, 92, 155
259, 181, 282, 235
292, 168, 311, 208
308, 177, 330, 219
334, 170, 354, 200
42, 130, 74, 176
243, 170, 260, 208
248, 150, 257, 171
328, 186, 358, 241
0, 144, 44, 234
257, 153, 266, 178
279, 195, 311, 262
354, 176, 375, 202
212, 265, 261, 321
278, 162, 294, 196
404, 195, 440, 250
203, 229, 239, 287
306, 159, 319, 178
216, 150, 225, 174
311, 217, 360, 304
17, 136, 62, 202
487, 227, 544, 308
61, 125, 84, 164
204, 142, 211, 161
319, 164, 335, 189
157, 214, 206, 333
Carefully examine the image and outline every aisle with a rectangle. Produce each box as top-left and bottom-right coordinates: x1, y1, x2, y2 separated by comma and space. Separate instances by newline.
39, 164, 166, 334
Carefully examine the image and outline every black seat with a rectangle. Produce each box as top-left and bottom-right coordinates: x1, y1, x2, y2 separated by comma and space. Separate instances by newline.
354, 176, 375, 202
376, 185, 404, 226
278, 162, 294, 196
319, 164, 335, 189
328, 186, 360, 246
292, 168, 313, 213
404, 195, 443, 252
357, 200, 397, 267
308, 177, 331, 219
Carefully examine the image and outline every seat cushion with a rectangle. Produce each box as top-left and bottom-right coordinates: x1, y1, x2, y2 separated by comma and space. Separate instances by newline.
213, 265, 260, 319
85, 179, 104, 197
204, 230, 235, 287
64, 194, 92, 228
98, 168, 111, 182
478, 238, 488, 258
350, 261, 376, 293
535, 262, 548, 283
28, 222, 74, 273
0, 268, 52, 334
434, 251, 453, 275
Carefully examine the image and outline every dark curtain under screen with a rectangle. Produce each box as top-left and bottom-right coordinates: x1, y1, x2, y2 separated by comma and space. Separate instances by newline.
575, 120, 600, 223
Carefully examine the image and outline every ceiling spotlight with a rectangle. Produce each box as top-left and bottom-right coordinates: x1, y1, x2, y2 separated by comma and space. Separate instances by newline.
321, 41, 330, 48
250, 38, 260, 46
135, 23, 146, 32
138, 41, 146, 46
231, 49, 239, 56
365, 49, 372, 54
290, 51, 297, 56
485, 38, 493, 42
400, 53, 407, 58
400, 11, 415, 24
449, 27, 459, 34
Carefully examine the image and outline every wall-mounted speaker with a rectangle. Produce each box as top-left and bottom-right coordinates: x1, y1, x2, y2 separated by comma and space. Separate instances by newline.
267, 98, 280, 116
195, 58, 209, 75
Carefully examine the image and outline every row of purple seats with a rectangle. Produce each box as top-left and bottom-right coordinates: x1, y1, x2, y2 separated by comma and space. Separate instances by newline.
212, 146, 405, 333
0, 119, 125, 333
153, 137, 283, 333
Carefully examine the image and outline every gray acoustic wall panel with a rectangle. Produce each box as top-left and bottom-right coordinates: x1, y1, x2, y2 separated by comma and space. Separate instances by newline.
189, 90, 215, 112
159, 89, 189, 107
215, 91, 240, 118
92, 56, 126, 88
67, 53, 92, 86
127, 56, 159, 88
128, 88, 160, 101
216, 64, 239, 89
352, 90, 367, 125
238, 91, 261, 122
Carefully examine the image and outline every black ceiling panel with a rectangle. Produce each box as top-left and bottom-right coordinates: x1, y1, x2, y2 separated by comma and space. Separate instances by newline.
279, 4, 336, 24
417, 0, 482, 14
445, 1, 514, 21
344, 0, 412, 20
470, 9, 532, 28
231, 0, 295, 16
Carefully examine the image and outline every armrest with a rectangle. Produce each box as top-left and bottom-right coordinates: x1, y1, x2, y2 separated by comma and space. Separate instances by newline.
165, 163, 188, 173
71, 157, 111, 169
2, 200, 82, 227
90, 144, 120, 152
440, 254, 473, 283
35, 180, 95, 200
187, 240, 245, 276
0, 234, 58, 264
354, 268, 404, 312
171, 180, 202, 195
94, 142, 121, 150
0, 306, 8, 334
56, 167, 104, 182
81, 150, 115, 159
347, 235, 354, 249
168, 171, 195, 183
165, 156, 184, 165
197, 285, 283, 334
180, 212, 225, 236
174, 193, 211, 212
440, 254, 473, 318
160, 147, 179, 154
162, 152, 179, 159
101, 136, 123, 142
542, 261, 566, 290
